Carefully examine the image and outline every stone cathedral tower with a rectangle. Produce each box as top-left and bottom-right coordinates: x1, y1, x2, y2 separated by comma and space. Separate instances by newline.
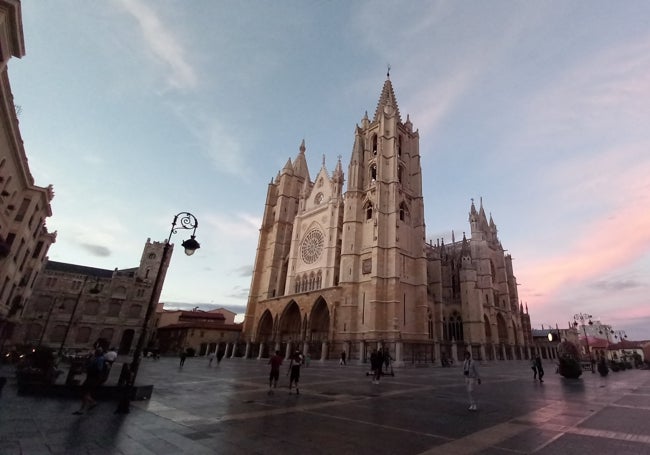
242, 76, 530, 364
337, 78, 429, 350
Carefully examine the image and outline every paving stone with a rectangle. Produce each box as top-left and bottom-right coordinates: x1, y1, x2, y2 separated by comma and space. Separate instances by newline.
2, 359, 650, 454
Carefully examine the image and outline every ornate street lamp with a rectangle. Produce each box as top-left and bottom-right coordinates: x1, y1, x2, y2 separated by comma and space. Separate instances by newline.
573, 313, 593, 360
116, 212, 199, 413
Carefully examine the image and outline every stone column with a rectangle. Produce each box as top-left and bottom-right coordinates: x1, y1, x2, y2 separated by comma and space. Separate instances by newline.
358, 340, 366, 364
244, 341, 251, 359
394, 341, 403, 367
320, 341, 328, 361
284, 342, 292, 360
257, 342, 265, 359
480, 344, 486, 361
500, 344, 506, 360
229, 342, 237, 358
434, 342, 441, 365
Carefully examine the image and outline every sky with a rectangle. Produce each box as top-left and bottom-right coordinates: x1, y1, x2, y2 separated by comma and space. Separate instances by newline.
10, 1, 650, 339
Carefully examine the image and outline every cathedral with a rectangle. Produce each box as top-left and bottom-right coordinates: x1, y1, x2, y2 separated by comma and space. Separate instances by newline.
242, 77, 532, 364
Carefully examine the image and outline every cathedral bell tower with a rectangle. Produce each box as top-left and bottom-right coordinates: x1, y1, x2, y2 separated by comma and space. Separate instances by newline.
339, 76, 429, 343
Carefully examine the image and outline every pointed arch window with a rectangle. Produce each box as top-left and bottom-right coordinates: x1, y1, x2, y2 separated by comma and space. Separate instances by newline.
364, 201, 373, 220
399, 202, 410, 223
398, 136, 402, 157
444, 312, 464, 341
398, 165, 404, 184
372, 135, 377, 155
316, 271, 322, 290
295, 276, 301, 293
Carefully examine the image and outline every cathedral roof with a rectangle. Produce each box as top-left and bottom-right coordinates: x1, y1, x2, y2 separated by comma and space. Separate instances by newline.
373, 78, 402, 123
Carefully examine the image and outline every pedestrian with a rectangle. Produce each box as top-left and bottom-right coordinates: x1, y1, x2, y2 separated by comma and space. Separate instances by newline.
590, 356, 596, 374
370, 349, 382, 384
305, 352, 311, 367
287, 350, 303, 394
340, 350, 346, 366
530, 357, 538, 380
462, 351, 481, 411
208, 351, 216, 367
73, 348, 105, 415
535, 355, 544, 383
179, 351, 187, 367
216, 350, 224, 365
268, 350, 283, 393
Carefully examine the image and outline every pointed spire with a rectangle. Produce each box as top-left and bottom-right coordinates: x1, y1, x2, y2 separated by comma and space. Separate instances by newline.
451, 230, 455, 243
334, 155, 343, 180
281, 158, 293, 176
373, 77, 401, 122
470, 198, 477, 215
293, 140, 310, 181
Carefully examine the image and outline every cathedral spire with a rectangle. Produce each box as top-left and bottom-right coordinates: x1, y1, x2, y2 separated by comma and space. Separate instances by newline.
373, 77, 401, 122
293, 139, 310, 181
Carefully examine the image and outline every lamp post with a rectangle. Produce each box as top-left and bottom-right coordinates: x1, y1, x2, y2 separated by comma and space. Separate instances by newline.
573, 313, 593, 361
116, 212, 200, 414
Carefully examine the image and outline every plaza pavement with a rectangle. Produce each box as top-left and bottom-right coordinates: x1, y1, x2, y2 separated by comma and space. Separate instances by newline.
1, 355, 650, 454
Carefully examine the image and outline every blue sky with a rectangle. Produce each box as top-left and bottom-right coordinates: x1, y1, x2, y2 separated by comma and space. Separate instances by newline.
11, 1, 650, 338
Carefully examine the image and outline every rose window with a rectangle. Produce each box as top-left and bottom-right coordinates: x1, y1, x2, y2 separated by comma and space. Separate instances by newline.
301, 229, 324, 264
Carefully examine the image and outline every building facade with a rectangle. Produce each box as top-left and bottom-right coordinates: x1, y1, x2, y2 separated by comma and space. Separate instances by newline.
243, 77, 531, 364
11, 238, 172, 355
155, 309, 242, 357
0, 1, 57, 351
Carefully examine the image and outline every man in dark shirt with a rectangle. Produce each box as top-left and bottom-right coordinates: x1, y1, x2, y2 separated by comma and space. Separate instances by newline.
268, 351, 283, 394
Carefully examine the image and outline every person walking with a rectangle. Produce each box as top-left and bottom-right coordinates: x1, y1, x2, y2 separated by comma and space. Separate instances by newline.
208, 351, 216, 367
268, 350, 283, 394
73, 348, 105, 415
340, 350, 347, 366
179, 351, 187, 367
287, 350, 303, 394
535, 355, 544, 383
370, 349, 382, 384
462, 351, 481, 411
530, 357, 538, 380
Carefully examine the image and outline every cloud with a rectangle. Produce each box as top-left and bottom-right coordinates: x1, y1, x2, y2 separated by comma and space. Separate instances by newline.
227, 286, 250, 300
231, 265, 253, 278
591, 279, 645, 291
80, 243, 111, 257
114, 0, 197, 90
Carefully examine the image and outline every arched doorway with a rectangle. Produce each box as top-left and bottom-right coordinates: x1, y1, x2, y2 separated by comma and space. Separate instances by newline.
278, 301, 302, 355
256, 310, 274, 358
308, 297, 330, 359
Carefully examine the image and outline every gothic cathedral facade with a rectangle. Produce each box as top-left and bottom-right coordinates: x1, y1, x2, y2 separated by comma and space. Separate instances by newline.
242, 78, 532, 364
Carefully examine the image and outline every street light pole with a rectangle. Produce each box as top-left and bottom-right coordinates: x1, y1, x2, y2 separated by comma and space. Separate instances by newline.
116, 212, 200, 414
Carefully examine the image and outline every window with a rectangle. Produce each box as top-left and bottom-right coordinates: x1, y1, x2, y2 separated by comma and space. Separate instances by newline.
128, 304, 143, 318
398, 165, 403, 184
370, 164, 377, 182
75, 327, 92, 344
364, 201, 373, 220
33, 296, 52, 312
372, 135, 377, 155
107, 300, 121, 317
99, 328, 114, 343
50, 325, 66, 343
15, 198, 31, 222
83, 300, 100, 315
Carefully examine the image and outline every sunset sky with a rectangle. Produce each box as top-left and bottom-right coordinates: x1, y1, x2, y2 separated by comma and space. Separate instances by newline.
11, 1, 650, 338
